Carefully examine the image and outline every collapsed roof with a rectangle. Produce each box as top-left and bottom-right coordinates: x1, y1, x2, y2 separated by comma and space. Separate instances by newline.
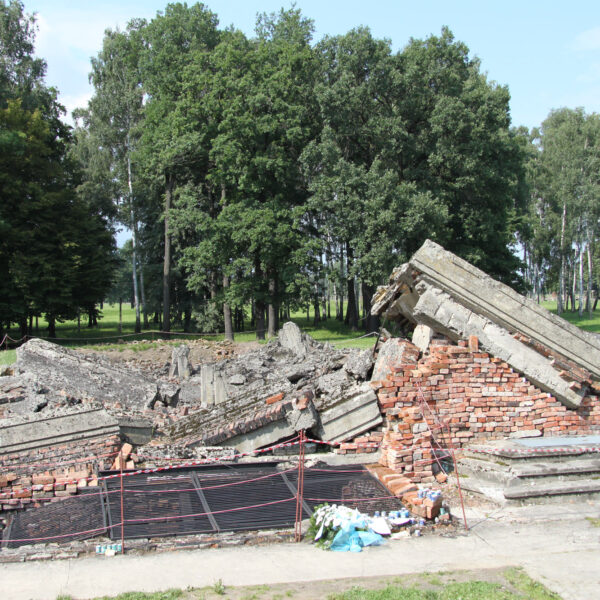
1, 323, 381, 457
371, 240, 600, 409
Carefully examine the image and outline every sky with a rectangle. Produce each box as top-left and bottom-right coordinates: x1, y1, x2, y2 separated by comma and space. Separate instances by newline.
20, 0, 600, 131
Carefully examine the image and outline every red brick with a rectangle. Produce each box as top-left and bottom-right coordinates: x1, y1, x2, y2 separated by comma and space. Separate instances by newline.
265, 392, 285, 405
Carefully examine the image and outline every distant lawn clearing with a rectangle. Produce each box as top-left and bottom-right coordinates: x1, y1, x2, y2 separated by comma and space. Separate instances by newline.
541, 300, 600, 333
2, 304, 378, 350
1, 298, 596, 358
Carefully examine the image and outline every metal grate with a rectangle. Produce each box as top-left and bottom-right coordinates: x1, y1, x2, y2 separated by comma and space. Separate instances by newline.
2, 488, 105, 549
296, 466, 403, 514
2, 462, 403, 547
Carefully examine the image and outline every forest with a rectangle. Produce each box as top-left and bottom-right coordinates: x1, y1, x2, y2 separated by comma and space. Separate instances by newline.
1, 1, 599, 340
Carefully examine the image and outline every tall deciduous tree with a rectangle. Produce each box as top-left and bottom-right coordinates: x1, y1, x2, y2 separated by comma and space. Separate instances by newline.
1, 1, 115, 337
82, 20, 146, 331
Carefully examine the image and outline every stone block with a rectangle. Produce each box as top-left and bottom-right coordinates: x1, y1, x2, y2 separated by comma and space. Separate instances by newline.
317, 385, 383, 443
169, 344, 192, 379
412, 325, 434, 353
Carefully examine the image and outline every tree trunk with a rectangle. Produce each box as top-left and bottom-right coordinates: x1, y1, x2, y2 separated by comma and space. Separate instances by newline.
48, 315, 56, 338
19, 317, 27, 340
361, 282, 379, 333
223, 273, 234, 341
255, 261, 265, 340
571, 254, 577, 312
118, 298, 123, 334
163, 174, 174, 334
558, 201, 567, 315
127, 148, 141, 334
267, 274, 278, 338
313, 285, 321, 327
586, 236, 593, 318
344, 242, 358, 330
255, 300, 266, 340
184, 306, 192, 333
578, 243, 584, 317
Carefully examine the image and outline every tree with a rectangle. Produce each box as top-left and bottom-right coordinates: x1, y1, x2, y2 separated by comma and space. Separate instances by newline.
82, 20, 146, 332
528, 108, 600, 315
137, 2, 220, 333
0, 2, 115, 337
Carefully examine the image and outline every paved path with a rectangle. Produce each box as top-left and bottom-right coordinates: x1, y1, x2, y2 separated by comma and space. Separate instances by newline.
2, 503, 599, 600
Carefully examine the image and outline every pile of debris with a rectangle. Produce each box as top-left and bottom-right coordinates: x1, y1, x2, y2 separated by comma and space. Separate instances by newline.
371, 239, 600, 409
2, 239, 599, 536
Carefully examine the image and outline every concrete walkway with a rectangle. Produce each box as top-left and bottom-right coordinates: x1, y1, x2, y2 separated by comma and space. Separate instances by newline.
2, 503, 599, 600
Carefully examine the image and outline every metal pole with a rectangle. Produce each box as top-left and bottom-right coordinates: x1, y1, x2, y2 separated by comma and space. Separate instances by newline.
120, 448, 125, 551
295, 431, 306, 542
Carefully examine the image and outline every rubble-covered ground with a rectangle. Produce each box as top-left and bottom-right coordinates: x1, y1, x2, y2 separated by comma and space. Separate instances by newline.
0, 323, 382, 460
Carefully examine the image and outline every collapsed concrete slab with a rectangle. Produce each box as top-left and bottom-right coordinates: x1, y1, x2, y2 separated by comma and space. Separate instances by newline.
0, 408, 119, 455
372, 240, 600, 408
317, 385, 382, 443
166, 322, 380, 451
16, 338, 160, 411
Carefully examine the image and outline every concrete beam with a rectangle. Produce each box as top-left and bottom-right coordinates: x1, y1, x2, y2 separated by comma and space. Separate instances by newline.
317, 385, 383, 443
0, 408, 120, 454
408, 240, 600, 379
412, 285, 586, 408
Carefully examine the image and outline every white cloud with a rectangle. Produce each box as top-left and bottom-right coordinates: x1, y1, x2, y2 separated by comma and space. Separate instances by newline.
571, 27, 600, 52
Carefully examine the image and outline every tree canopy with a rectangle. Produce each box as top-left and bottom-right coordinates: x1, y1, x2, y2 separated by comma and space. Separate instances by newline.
0, 0, 115, 337
6, 1, 596, 341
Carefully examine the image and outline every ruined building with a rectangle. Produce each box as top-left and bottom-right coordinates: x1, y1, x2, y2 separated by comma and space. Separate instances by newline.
1, 240, 599, 538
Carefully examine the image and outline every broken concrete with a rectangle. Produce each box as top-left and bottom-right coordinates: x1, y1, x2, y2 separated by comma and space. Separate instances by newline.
166, 323, 380, 451
371, 240, 600, 408
0, 408, 119, 455
16, 339, 160, 411
168, 345, 192, 379
343, 349, 374, 381
317, 385, 382, 443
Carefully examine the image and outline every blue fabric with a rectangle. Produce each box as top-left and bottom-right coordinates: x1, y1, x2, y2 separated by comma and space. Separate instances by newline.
330, 522, 384, 552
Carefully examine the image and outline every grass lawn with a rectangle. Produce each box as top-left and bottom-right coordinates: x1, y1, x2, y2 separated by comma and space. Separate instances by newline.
55, 567, 562, 600
1, 303, 378, 354
1, 298, 596, 367
540, 301, 600, 333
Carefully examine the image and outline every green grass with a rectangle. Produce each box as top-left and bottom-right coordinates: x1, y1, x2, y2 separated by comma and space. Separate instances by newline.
540, 300, 600, 333
90, 592, 183, 600
66, 568, 561, 600
3, 304, 377, 350
327, 569, 561, 600
0, 349, 16, 366
503, 567, 562, 600
5, 298, 596, 357
585, 516, 600, 527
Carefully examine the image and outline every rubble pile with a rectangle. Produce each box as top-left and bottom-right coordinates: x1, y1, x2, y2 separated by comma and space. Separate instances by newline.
2, 239, 599, 538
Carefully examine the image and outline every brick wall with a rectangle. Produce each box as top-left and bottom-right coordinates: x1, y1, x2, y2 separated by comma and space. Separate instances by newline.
368, 338, 600, 481
0, 435, 120, 519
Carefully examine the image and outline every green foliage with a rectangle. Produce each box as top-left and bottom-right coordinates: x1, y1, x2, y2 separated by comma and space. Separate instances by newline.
76, 7, 536, 341
212, 579, 226, 595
